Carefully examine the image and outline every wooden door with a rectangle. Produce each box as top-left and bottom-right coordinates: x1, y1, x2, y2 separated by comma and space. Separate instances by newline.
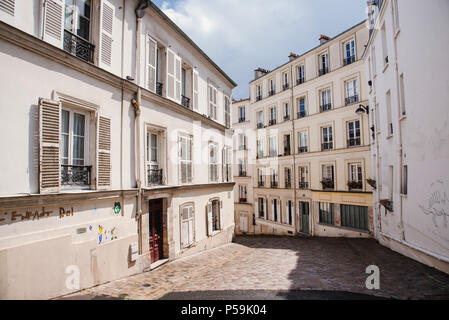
149, 199, 163, 263
300, 202, 310, 234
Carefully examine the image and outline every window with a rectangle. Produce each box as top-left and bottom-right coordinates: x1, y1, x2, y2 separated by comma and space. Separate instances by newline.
296, 64, 305, 85
347, 120, 361, 147
61, 108, 90, 188
401, 165, 408, 195
287, 200, 294, 225
147, 131, 163, 185
282, 72, 289, 90
298, 97, 306, 118
386, 90, 393, 136
284, 102, 290, 121
343, 40, 356, 65
320, 89, 332, 112
283, 134, 291, 156
238, 106, 246, 122
269, 107, 277, 125
319, 202, 334, 225
345, 79, 359, 105
179, 135, 193, 184
298, 131, 308, 153
271, 168, 278, 188
299, 166, 308, 189
257, 111, 264, 128
209, 143, 218, 182
269, 137, 277, 157
341, 205, 369, 231
238, 134, 247, 150
256, 85, 263, 101
181, 204, 194, 248
258, 168, 265, 187
258, 197, 265, 218
321, 126, 333, 150
257, 139, 264, 159
210, 199, 221, 232
208, 84, 217, 120
285, 168, 291, 188
222, 147, 232, 182
238, 159, 247, 176
381, 24, 388, 66
224, 96, 230, 127
272, 199, 279, 222
319, 53, 329, 75
239, 185, 247, 202
322, 165, 334, 189
399, 74, 406, 116
392, 0, 400, 33
348, 163, 363, 190
269, 79, 276, 95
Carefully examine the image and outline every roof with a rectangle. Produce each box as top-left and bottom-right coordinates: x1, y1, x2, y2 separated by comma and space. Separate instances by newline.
148, 2, 237, 88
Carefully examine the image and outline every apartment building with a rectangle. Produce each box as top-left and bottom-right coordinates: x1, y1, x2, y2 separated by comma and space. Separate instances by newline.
234, 21, 373, 237
0, 0, 236, 299
365, 0, 449, 273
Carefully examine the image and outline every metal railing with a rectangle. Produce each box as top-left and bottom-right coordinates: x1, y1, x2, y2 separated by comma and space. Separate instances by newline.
148, 169, 163, 185
268, 119, 277, 126
298, 111, 306, 118
156, 82, 163, 96
257, 123, 264, 129
296, 78, 305, 85
347, 138, 361, 147
321, 142, 333, 151
283, 83, 289, 91
271, 181, 278, 188
238, 145, 247, 151
285, 181, 292, 189
343, 55, 356, 66
239, 198, 248, 203
269, 89, 276, 96
181, 95, 190, 108
298, 182, 309, 190
320, 103, 332, 112
319, 67, 329, 76
63, 30, 95, 63
258, 180, 265, 188
298, 146, 308, 154
239, 171, 247, 177
345, 95, 359, 106
61, 165, 92, 187
284, 147, 291, 156
238, 117, 246, 123
321, 178, 334, 190
256, 95, 263, 101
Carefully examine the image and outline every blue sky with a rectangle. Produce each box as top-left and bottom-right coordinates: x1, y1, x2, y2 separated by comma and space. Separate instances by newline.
153, 0, 368, 99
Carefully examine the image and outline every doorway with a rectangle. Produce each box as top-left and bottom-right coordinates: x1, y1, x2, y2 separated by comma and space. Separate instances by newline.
149, 199, 163, 263
300, 202, 310, 234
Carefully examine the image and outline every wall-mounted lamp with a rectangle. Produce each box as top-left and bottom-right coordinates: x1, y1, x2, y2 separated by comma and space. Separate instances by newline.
356, 104, 369, 115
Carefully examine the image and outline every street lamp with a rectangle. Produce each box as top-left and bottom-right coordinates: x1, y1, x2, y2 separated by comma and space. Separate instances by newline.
356, 104, 369, 115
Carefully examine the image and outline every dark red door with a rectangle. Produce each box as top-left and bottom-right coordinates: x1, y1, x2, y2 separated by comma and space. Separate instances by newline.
149, 199, 163, 263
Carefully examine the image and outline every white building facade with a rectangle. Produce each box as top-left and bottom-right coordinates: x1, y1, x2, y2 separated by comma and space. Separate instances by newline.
365, 0, 449, 273
0, 0, 236, 299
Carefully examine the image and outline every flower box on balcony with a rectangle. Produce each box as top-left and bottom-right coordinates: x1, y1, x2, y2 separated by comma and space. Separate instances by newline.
380, 199, 393, 212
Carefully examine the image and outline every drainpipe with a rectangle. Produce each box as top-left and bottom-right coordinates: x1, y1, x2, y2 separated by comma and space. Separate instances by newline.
289, 64, 298, 233
120, 0, 126, 190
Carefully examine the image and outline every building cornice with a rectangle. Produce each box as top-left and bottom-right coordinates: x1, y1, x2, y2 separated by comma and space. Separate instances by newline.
143, 182, 235, 196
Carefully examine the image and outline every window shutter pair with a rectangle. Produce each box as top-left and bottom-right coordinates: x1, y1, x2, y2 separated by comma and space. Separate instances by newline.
38, 98, 111, 193
0, 0, 15, 24
166, 48, 182, 103
206, 202, 213, 236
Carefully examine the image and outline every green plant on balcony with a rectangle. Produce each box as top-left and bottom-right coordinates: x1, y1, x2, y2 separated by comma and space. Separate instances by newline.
367, 178, 377, 189
347, 180, 363, 190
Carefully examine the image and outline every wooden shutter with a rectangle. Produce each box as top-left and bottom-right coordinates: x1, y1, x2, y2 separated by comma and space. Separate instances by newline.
277, 200, 281, 223
42, 0, 64, 48
181, 207, 188, 248
219, 200, 224, 230
206, 202, 213, 236
292, 202, 296, 227
99, 0, 114, 69
271, 200, 274, 221
39, 98, 61, 193
193, 70, 199, 110
147, 36, 157, 93
166, 48, 176, 101
175, 55, 182, 103
190, 206, 195, 243
97, 116, 111, 189
255, 199, 259, 218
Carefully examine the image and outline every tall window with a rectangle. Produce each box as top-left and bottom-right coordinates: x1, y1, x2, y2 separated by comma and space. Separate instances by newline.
181, 204, 194, 248
343, 40, 356, 65
386, 90, 393, 135
239, 185, 247, 202
211, 199, 220, 231
271, 168, 278, 188
283, 72, 289, 90
269, 79, 275, 95
257, 111, 263, 128
208, 84, 217, 120
269, 137, 277, 157
399, 74, 406, 116
256, 85, 262, 100
298, 97, 306, 118
347, 120, 361, 147
319, 202, 334, 225
64, 0, 91, 41
258, 197, 265, 218
269, 107, 277, 125
209, 143, 218, 182
258, 168, 264, 187
299, 166, 308, 189
349, 163, 363, 190
284, 102, 290, 120
297, 64, 305, 84
147, 131, 163, 185
222, 147, 232, 182
224, 96, 230, 127
321, 126, 333, 150
322, 165, 335, 189
284, 134, 291, 155
238, 159, 247, 176
272, 199, 279, 221
320, 89, 332, 111
319, 53, 329, 75
238, 134, 247, 150
239, 106, 246, 122
179, 135, 193, 184
285, 167, 291, 188
257, 139, 264, 159
345, 79, 359, 105
381, 24, 388, 65
298, 131, 308, 153
401, 165, 408, 195
287, 200, 293, 225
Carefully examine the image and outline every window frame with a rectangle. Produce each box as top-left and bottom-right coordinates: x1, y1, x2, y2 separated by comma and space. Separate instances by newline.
179, 134, 193, 184
180, 202, 195, 248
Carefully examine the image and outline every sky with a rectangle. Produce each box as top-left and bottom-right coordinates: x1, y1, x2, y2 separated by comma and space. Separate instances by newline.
152, 0, 368, 100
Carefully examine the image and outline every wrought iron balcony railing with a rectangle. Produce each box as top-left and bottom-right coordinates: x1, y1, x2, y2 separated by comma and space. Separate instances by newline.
63, 30, 95, 63
298, 182, 309, 190
271, 181, 278, 188
181, 95, 190, 108
347, 138, 361, 147
285, 181, 292, 189
298, 146, 308, 154
284, 115, 291, 121
61, 165, 92, 187
258, 180, 265, 188
256, 95, 263, 101
257, 123, 264, 129
345, 95, 359, 106
296, 78, 305, 85
319, 67, 329, 76
348, 180, 363, 190
321, 178, 334, 190
343, 55, 356, 66
156, 82, 163, 96
268, 119, 277, 126
238, 145, 247, 151
283, 83, 290, 91
284, 147, 291, 156
322, 142, 333, 151
148, 169, 163, 185
269, 89, 276, 96
239, 198, 248, 203
320, 103, 332, 112
298, 111, 306, 118
239, 171, 247, 177
238, 117, 246, 123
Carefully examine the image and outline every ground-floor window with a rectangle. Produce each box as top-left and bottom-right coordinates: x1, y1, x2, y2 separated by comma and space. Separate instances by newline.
212, 200, 220, 231
181, 204, 194, 248
319, 202, 334, 225
272, 199, 279, 222
287, 200, 293, 225
341, 205, 369, 231
258, 197, 265, 218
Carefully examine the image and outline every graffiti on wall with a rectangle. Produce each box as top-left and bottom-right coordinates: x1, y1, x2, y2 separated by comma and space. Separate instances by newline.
97, 225, 119, 245
0, 206, 74, 224
419, 180, 449, 229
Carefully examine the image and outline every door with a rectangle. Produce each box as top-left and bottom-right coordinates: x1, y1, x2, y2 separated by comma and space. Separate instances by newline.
149, 199, 163, 263
239, 213, 248, 233
300, 202, 310, 234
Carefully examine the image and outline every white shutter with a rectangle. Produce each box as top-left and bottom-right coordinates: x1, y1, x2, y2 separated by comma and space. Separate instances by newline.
292, 202, 296, 228
99, 0, 115, 69
190, 206, 195, 243
207, 202, 213, 236
263, 198, 267, 219
0, 0, 15, 25
42, 0, 64, 48
97, 116, 111, 189
166, 48, 176, 101
175, 55, 182, 103
255, 199, 259, 218
147, 36, 157, 93
277, 200, 281, 223
271, 200, 274, 221
285, 202, 289, 224
181, 219, 188, 248
219, 200, 224, 230
193, 70, 199, 110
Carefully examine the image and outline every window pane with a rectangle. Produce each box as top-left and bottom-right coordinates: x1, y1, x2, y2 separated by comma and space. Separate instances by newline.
73, 113, 85, 136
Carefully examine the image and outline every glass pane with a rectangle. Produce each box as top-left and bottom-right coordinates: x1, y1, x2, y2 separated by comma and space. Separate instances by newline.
61, 134, 69, 163
73, 136, 84, 163
73, 113, 85, 137
64, 1, 74, 31
77, 0, 91, 19
77, 16, 90, 40
62, 110, 70, 134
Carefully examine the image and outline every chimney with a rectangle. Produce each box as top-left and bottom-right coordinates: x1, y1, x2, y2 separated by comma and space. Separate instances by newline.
254, 67, 269, 80
319, 34, 331, 45
288, 52, 299, 62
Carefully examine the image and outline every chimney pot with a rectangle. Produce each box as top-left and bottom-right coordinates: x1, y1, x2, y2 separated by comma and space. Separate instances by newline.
319, 34, 331, 45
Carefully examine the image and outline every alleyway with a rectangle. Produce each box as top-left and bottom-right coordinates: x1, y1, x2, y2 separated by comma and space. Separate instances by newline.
63, 236, 449, 300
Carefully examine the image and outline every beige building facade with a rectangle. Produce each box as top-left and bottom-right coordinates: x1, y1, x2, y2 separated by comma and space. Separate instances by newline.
233, 21, 374, 238
0, 0, 236, 299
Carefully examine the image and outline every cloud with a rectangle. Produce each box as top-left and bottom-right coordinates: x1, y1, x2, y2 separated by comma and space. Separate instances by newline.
160, 0, 367, 99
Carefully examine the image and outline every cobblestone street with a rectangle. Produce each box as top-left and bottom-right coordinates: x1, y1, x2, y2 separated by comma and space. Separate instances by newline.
66, 236, 449, 300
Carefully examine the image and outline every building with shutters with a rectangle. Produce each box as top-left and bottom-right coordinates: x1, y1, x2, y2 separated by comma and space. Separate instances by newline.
0, 0, 236, 299
233, 21, 374, 237
364, 0, 449, 274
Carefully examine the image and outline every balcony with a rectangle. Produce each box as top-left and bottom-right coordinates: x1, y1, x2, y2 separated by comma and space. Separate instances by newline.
238, 117, 246, 123
284, 147, 291, 156
284, 115, 290, 121
148, 169, 163, 186
321, 142, 333, 151
269, 89, 276, 96
343, 55, 356, 66
63, 30, 95, 63
257, 123, 264, 129
348, 180, 363, 190
271, 181, 278, 188
257, 153, 264, 159
268, 119, 277, 126
238, 145, 247, 151
239, 198, 248, 203
320, 103, 332, 112
61, 165, 92, 187
258, 180, 265, 188
181, 95, 190, 108
296, 78, 305, 85
283, 83, 290, 91
256, 95, 263, 102
298, 182, 309, 190
298, 146, 308, 154
321, 178, 334, 190
345, 95, 359, 106
285, 181, 292, 189
297, 111, 306, 119
156, 82, 163, 96
319, 67, 329, 76
238, 171, 247, 177
347, 138, 361, 147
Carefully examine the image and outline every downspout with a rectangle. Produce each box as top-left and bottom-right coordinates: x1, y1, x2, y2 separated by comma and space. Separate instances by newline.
290, 64, 298, 233
120, 0, 126, 190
